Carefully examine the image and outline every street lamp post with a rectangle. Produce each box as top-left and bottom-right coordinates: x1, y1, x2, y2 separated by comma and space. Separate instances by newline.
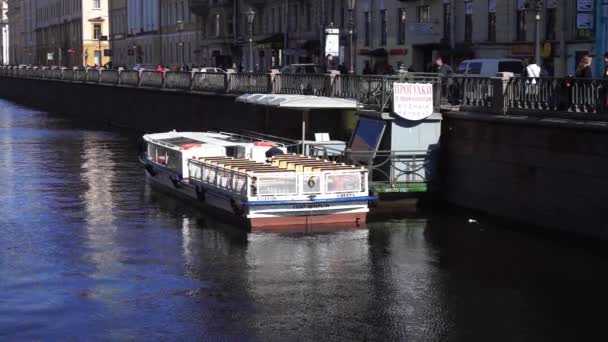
524, 0, 543, 66
177, 20, 184, 67
533, 0, 542, 66
132, 44, 136, 68
246, 9, 255, 73
347, 0, 356, 74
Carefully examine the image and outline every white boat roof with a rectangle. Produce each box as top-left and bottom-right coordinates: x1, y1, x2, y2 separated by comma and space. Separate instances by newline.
236, 94, 357, 109
143, 131, 270, 149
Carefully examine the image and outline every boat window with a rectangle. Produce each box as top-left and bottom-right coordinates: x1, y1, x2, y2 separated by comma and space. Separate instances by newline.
326, 173, 362, 193
147, 143, 156, 161
225, 146, 245, 158
166, 149, 181, 171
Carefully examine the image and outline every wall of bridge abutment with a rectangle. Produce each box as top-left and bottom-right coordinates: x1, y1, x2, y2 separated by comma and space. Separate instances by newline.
0, 77, 352, 141
440, 111, 608, 240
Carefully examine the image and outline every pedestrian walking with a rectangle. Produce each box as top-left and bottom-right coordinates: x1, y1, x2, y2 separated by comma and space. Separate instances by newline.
575, 55, 593, 79
434, 56, 454, 103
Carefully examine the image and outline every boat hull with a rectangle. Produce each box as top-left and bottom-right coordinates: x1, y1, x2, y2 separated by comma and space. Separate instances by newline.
144, 168, 369, 230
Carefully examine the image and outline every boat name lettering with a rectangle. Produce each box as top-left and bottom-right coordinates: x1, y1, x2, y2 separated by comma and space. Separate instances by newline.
337, 193, 355, 198
292, 203, 331, 209
260, 196, 276, 200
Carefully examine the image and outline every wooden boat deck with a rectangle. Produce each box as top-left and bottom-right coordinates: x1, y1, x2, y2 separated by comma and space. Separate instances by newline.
194, 155, 363, 174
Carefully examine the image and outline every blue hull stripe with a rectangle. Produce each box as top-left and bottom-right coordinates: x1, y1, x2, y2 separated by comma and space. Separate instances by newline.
246, 196, 376, 206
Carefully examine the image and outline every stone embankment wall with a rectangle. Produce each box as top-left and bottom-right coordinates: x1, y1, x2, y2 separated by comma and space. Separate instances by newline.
0, 77, 348, 140
441, 111, 608, 240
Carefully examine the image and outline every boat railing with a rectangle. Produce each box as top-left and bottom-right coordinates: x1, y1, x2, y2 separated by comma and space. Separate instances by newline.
189, 158, 368, 199
188, 160, 251, 197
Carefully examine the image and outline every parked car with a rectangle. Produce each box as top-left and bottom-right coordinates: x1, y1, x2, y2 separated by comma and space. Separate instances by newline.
280, 64, 326, 74
132, 64, 157, 71
200, 67, 226, 73
456, 59, 525, 77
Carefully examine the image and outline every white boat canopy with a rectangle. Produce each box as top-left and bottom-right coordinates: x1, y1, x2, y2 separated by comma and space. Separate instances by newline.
235, 94, 358, 109
236, 94, 357, 153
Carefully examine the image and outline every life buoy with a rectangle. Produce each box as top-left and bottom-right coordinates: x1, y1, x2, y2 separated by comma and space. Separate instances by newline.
307, 176, 317, 189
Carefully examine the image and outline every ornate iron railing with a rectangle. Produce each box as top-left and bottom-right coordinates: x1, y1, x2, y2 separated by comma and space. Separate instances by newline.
192, 72, 226, 92
505, 77, 608, 116
86, 69, 100, 83
273, 74, 331, 96
99, 70, 119, 85
119, 70, 139, 86
227, 73, 270, 94
139, 71, 163, 88
0, 66, 449, 115
164, 71, 192, 90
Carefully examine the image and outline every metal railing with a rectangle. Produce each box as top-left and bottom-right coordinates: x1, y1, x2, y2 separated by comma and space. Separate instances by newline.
119, 70, 139, 86
227, 73, 270, 94
139, 71, 163, 88
1, 65, 449, 114
274, 73, 331, 96
164, 71, 192, 90
100, 70, 119, 84
505, 76, 608, 116
307, 144, 432, 193
192, 72, 226, 92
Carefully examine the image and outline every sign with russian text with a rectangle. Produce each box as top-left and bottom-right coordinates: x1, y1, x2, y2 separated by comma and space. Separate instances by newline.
393, 83, 434, 121
577, 0, 593, 11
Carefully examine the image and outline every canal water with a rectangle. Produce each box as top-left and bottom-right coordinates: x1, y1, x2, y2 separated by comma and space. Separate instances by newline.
1, 99, 608, 341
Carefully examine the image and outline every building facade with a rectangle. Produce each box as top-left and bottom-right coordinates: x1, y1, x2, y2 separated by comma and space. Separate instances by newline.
7, 0, 36, 65
449, 0, 592, 77
29, 0, 110, 67
1, 0, 9, 64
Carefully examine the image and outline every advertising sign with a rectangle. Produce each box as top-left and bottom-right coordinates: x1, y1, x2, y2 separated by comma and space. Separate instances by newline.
577, 13, 594, 29
324, 28, 340, 58
392, 83, 434, 121
577, 0, 593, 11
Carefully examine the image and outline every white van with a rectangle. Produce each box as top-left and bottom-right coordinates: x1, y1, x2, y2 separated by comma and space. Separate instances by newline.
456, 59, 525, 77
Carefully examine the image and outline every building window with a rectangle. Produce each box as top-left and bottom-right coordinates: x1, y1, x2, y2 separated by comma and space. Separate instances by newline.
545, 7, 556, 41
417, 5, 430, 23
464, 1, 472, 42
215, 14, 221, 37
516, 8, 526, 41
340, 0, 345, 28
292, 4, 298, 32
93, 24, 101, 39
488, 1, 496, 42
398, 8, 406, 45
306, 4, 312, 31
443, 3, 451, 42
227, 15, 233, 35
364, 12, 370, 46
380, 10, 387, 45
93, 0, 100, 9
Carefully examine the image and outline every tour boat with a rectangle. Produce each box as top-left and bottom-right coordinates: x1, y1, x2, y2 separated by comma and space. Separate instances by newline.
139, 131, 375, 230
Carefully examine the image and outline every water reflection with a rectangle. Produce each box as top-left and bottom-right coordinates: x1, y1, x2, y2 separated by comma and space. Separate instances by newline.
2, 99, 608, 340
